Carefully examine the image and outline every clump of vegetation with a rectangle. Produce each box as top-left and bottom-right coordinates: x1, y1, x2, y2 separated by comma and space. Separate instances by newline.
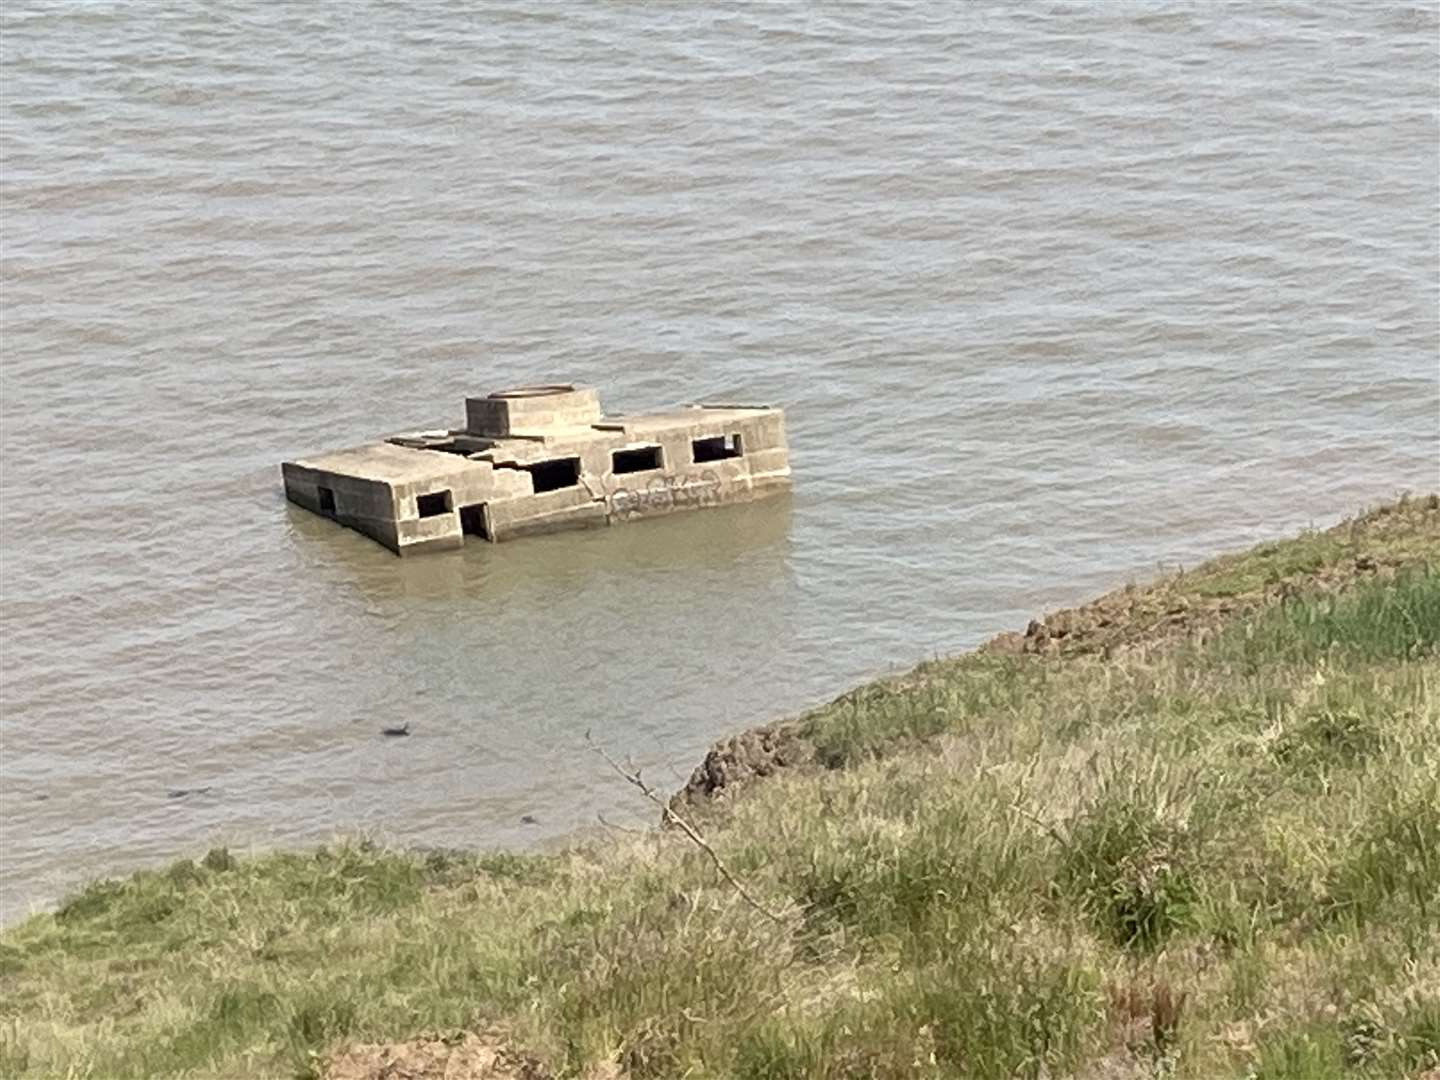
1, 497, 1436, 1079
1057, 761, 1207, 951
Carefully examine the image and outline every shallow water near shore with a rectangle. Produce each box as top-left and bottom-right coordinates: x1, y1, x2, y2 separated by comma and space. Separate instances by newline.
1, 1, 1436, 918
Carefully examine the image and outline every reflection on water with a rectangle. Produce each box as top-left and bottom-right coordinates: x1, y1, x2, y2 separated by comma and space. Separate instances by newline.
290, 495, 795, 605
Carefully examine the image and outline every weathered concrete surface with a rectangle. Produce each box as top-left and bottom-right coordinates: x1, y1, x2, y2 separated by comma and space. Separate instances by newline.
282, 384, 791, 555
465, 384, 602, 438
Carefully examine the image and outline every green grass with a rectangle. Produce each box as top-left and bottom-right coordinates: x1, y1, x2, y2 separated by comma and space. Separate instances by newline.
1, 499, 1437, 1079
1213, 565, 1440, 667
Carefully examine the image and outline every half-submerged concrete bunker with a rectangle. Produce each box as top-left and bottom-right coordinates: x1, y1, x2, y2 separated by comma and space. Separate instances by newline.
281, 385, 790, 555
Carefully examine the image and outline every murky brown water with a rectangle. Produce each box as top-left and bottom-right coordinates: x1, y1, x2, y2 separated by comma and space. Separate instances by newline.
2, 1, 1437, 919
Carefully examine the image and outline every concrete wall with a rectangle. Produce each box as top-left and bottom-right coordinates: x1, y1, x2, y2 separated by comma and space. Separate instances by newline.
389, 459, 535, 552
282, 463, 400, 552
286, 404, 789, 556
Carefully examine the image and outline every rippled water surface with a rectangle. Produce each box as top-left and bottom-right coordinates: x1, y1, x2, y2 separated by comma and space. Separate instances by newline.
2, 1, 1437, 917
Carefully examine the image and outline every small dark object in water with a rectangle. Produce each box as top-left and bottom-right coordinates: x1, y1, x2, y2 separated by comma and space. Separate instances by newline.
167, 786, 213, 800
520, 814, 539, 825
381, 723, 410, 737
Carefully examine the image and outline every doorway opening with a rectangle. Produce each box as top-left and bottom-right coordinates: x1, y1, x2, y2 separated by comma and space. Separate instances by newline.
459, 504, 490, 540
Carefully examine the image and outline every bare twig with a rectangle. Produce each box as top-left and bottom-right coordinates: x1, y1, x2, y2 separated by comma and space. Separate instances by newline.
1010, 801, 1073, 853
595, 812, 646, 836
587, 732, 789, 926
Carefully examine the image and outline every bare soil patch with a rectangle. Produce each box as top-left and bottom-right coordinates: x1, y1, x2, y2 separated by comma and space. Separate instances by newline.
323, 1032, 553, 1080
995, 497, 1437, 660
672, 496, 1439, 811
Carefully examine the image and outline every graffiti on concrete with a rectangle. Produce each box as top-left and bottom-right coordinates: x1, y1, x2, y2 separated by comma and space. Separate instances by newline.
610, 471, 723, 518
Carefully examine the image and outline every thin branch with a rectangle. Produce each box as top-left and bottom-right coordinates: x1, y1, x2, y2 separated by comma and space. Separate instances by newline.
587, 732, 789, 926
595, 812, 646, 836
1010, 801, 1073, 853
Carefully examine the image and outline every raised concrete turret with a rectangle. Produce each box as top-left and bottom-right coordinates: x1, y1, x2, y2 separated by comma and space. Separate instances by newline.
465, 384, 602, 437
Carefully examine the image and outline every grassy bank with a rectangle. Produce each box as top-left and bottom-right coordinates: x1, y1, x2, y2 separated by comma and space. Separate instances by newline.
2, 497, 1437, 1080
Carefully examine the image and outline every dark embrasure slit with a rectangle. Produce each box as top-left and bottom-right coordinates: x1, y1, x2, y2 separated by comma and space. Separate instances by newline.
525, 458, 581, 493
691, 433, 743, 463
612, 445, 663, 474
417, 491, 452, 518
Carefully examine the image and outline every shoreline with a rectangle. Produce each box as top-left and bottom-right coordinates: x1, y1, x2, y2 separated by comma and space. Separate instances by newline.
671, 493, 1440, 815
2, 494, 1437, 1080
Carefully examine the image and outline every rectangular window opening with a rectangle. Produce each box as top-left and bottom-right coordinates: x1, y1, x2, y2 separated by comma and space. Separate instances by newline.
459, 504, 490, 540
525, 457, 581, 494
317, 486, 336, 514
612, 445, 663, 475
417, 490, 452, 518
691, 433, 743, 463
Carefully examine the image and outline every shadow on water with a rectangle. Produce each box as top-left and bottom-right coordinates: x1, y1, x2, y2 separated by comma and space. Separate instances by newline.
282, 492, 796, 605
